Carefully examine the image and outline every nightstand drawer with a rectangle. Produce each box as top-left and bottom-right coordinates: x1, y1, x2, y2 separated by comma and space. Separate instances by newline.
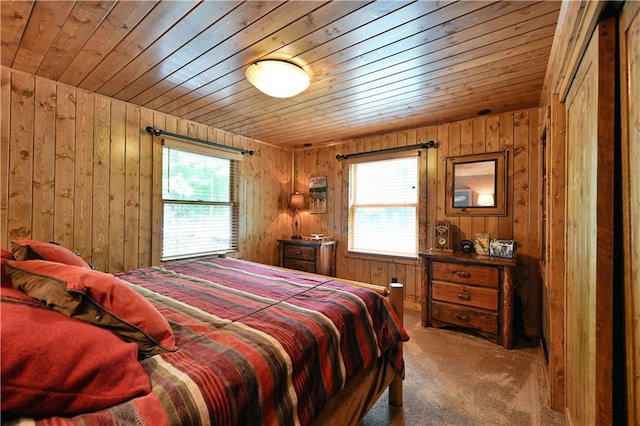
431, 301, 498, 335
283, 258, 316, 273
282, 245, 316, 261
432, 281, 498, 310
432, 261, 499, 288
279, 239, 337, 277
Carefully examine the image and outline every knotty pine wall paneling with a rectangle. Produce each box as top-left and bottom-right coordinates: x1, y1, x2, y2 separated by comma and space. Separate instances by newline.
0, 69, 9, 248
621, 2, 640, 422
7, 71, 33, 244
92, 95, 112, 271
295, 108, 542, 334
54, 84, 75, 253
1, 67, 292, 273
32, 77, 56, 243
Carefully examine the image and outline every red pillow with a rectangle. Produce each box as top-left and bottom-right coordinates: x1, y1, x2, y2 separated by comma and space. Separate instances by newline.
0, 287, 151, 417
1, 249, 14, 287
11, 239, 90, 268
1, 258, 12, 288
5, 260, 177, 357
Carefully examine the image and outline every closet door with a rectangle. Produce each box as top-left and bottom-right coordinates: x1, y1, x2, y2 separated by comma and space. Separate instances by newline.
621, 2, 640, 424
564, 17, 615, 425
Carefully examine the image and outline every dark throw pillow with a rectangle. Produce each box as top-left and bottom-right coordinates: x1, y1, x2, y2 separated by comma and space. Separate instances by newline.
5, 259, 177, 356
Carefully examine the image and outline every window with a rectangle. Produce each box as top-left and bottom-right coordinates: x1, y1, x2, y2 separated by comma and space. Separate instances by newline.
162, 144, 238, 260
348, 155, 419, 257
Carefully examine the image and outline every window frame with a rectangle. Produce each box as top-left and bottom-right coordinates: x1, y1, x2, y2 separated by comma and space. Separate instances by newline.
160, 141, 240, 261
347, 152, 420, 259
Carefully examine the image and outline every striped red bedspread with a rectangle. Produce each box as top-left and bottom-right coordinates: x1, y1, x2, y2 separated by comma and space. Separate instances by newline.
16, 257, 408, 425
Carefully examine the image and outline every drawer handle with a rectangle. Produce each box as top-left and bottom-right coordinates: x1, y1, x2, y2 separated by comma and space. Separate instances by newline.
454, 314, 470, 322
455, 271, 471, 278
457, 293, 470, 301
295, 251, 302, 255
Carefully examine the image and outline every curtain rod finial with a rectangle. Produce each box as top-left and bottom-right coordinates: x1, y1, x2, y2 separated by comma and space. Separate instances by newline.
145, 126, 161, 136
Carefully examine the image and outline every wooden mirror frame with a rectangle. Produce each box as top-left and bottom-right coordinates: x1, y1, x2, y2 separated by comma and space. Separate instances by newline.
445, 150, 507, 216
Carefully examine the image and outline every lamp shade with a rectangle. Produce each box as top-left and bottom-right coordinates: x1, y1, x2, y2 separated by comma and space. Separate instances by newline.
246, 60, 310, 98
477, 193, 495, 206
288, 192, 305, 210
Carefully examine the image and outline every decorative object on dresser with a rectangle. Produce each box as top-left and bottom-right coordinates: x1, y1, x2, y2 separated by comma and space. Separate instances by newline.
460, 239, 474, 254
432, 220, 453, 252
489, 239, 516, 258
304, 234, 332, 241
278, 239, 337, 277
288, 192, 305, 239
419, 251, 517, 349
474, 233, 491, 256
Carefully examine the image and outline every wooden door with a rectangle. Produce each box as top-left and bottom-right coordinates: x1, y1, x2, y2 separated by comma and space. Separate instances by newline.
564, 17, 615, 425
620, 2, 640, 424
546, 94, 566, 411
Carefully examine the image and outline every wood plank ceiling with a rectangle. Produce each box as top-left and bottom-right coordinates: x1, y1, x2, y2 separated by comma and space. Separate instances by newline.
1, 1, 561, 150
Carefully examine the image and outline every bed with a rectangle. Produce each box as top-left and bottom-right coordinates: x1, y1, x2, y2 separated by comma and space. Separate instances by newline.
1, 240, 408, 426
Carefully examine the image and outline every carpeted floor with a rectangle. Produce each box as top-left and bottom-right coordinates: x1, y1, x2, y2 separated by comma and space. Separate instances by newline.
362, 309, 565, 425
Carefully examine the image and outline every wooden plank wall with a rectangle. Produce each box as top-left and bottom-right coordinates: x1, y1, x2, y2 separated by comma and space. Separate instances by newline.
621, 2, 640, 424
295, 108, 542, 334
0, 67, 292, 272
1, 65, 543, 335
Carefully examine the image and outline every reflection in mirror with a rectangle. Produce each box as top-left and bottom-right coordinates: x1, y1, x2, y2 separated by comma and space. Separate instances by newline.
445, 151, 507, 216
453, 160, 496, 207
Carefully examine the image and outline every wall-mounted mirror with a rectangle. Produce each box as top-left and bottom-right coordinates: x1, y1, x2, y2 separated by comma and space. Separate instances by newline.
445, 150, 507, 216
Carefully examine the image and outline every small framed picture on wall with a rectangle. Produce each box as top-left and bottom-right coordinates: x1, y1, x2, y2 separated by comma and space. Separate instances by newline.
309, 176, 327, 214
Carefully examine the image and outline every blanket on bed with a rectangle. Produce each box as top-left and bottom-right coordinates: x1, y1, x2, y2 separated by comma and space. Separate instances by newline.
5, 257, 408, 425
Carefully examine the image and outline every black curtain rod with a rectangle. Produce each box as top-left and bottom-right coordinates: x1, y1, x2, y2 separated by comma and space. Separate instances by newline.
335, 140, 436, 160
145, 126, 254, 156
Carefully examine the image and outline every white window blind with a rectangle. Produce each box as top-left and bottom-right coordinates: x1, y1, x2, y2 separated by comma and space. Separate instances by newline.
162, 145, 238, 260
348, 156, 419, 257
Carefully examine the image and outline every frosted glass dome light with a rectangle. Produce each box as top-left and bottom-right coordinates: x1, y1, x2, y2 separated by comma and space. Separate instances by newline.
246, 60, 310, 98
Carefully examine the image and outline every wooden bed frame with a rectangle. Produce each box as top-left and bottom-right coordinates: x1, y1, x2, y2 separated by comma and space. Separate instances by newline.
258, 263, 405, 424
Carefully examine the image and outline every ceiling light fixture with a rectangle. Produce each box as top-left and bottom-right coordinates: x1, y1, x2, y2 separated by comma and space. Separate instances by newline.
246, 60, 310, 98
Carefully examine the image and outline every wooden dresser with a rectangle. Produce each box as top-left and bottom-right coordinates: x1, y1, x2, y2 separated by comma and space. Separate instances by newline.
420, 251, 517, 349
278, 239, 337, 277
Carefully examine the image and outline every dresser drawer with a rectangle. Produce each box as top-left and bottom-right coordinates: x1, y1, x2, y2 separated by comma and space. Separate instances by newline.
283, 258, 316, 273
282, 245, 316, 261
432, 261, 499, 288
431, 301, 498, 335
432, 281, 498, 310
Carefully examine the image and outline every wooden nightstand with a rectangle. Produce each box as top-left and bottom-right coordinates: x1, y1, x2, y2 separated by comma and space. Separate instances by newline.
278, 239, 337, 277
420, 251, 517, 349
